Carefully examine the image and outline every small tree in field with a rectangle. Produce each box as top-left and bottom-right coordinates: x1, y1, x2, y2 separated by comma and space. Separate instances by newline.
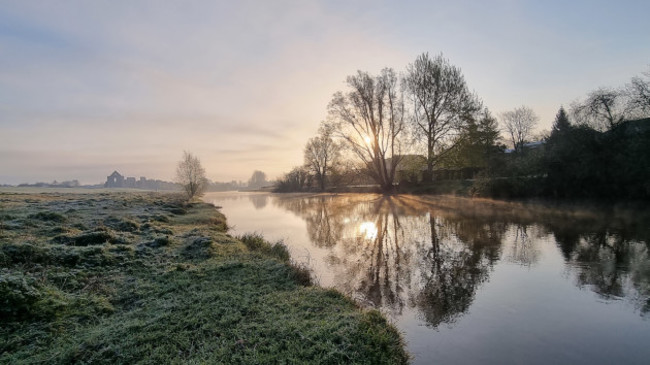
176, 151, 207, 200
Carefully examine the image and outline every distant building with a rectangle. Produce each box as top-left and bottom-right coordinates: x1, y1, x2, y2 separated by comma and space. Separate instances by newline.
504, 140, 545, 154
104, 171, 138, 188
125, 177, 136, 188
105, 171, 125, 188
104, 170, 180, 191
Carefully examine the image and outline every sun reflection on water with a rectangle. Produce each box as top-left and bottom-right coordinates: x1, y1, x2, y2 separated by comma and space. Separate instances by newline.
359, 221, 378, 240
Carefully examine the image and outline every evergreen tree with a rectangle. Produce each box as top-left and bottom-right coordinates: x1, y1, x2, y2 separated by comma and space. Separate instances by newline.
551, 107, 571, 134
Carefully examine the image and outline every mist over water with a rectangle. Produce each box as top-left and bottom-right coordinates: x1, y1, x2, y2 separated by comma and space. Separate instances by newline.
205, 192, 650, 365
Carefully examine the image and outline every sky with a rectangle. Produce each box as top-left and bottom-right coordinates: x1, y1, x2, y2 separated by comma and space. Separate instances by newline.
1, 0, 649, 185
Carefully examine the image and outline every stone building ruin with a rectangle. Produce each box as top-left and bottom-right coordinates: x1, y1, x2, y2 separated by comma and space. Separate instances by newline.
104, 171, 145, 188
105, 171, 125, 188
104, 170, 177, 190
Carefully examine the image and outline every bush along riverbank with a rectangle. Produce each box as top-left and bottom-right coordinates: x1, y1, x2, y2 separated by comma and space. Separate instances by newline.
0, 191, 408, 364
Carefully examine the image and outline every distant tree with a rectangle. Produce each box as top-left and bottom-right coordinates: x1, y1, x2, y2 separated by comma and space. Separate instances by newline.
274, 166, 310, 192
403, 53, 482, 181
248, 170, 267, 189
327, 68, 405, 192
551, 107, 571, 135
500, 106, 538, 152
545, 107, 575, 196
626, 68, 650, 116
304, 123, 341, 191
571, 87, 627, 131
176, 151, 207, 200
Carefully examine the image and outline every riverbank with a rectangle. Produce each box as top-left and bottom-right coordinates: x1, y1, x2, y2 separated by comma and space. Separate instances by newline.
0, 191, 408, 364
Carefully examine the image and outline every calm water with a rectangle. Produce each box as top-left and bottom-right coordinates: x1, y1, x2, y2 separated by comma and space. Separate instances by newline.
203, 192, 650, 364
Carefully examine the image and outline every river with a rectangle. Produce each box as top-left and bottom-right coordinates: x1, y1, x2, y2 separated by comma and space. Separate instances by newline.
203, 192, 650, 364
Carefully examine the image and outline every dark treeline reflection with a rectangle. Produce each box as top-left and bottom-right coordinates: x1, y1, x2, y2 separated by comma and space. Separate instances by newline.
271, 194, 650, 326
552, 223, 650, 314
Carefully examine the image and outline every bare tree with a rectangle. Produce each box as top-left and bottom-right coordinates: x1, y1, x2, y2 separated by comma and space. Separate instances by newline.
304, 123, 341, 191
626, 68, 650, 116
176, 151, 207, 200
571, 87, 627, 131
327, 68, 405, 192
403, 53, 482, 181
275, 166, 310, 192
500, 106, 538, 152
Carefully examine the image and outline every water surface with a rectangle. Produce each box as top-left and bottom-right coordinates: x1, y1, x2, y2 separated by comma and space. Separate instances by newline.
204, 192, 650, 364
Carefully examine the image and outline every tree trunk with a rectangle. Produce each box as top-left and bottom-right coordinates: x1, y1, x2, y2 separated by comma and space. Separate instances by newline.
425, 135, 435, 183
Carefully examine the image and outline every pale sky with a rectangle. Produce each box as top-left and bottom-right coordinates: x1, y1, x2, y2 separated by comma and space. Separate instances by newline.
1, 0, 649, 185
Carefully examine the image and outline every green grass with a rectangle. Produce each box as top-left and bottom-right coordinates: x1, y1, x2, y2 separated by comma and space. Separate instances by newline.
0, 191, 408, 364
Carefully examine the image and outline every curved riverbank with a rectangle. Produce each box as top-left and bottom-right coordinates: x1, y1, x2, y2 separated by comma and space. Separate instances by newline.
0, 191, 408, 364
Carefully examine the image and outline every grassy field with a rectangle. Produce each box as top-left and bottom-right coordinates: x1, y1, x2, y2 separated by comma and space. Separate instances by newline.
0, 190, 408, 364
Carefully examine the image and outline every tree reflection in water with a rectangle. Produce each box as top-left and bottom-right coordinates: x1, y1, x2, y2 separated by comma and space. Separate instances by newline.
273, 195, 505, 326
248, 193, 269, 210
413, 211, 504, 326
271, 194, 650, 325
561, 230, 650, 314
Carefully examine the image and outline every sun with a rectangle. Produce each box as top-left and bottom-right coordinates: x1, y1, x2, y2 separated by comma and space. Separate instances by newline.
364, 136, 372, 145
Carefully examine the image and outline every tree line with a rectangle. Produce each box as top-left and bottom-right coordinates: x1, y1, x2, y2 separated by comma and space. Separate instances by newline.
482, 69, 650, 200
275, 52, 650, 200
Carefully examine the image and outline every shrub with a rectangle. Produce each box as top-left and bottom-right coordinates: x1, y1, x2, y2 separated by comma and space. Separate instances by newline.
239, 233, 292, 261
288, 261, 312, 286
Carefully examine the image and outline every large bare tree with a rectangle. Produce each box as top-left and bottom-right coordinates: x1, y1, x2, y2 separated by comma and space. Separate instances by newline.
176, 151, 207, 200
571, 87, 627, 131
403, 53, 482, 181
304, 123, 340, 191
500, 106, 538, 153
328, 68, 405, 192
626, 68, 650, 116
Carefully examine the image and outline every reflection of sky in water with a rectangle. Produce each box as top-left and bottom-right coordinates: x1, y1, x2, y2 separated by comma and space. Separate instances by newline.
204, 192, 650, 365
